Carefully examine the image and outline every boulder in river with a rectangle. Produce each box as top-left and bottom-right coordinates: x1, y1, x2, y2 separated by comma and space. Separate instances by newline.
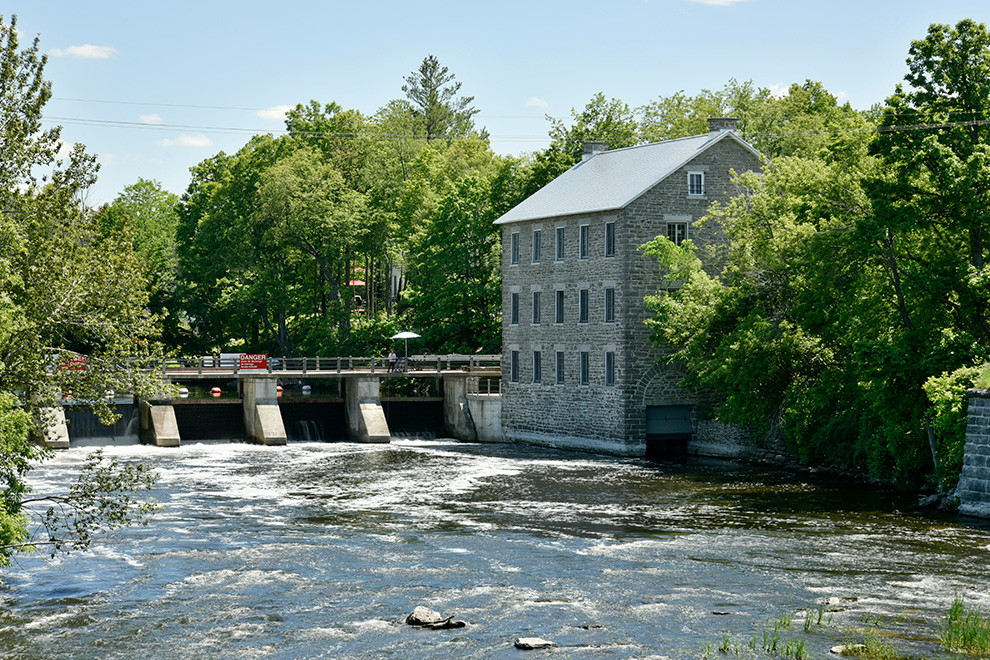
429, 617, 467, 630
405, 606, 445, 626
515, 637, 557, 650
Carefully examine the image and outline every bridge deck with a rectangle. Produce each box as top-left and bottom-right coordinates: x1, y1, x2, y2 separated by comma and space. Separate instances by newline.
163, 367, 502, 380
158, 354, 502, 381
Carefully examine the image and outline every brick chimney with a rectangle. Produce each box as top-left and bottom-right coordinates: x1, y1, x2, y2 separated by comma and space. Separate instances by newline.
582, 141, 609, 162
708, 117, 739, 133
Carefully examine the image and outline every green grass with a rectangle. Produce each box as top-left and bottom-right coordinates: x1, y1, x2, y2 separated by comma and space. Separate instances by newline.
940, 596, 990, 656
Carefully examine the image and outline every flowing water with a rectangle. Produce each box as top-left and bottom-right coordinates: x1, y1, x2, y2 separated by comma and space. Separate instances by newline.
1, 439, 989, 659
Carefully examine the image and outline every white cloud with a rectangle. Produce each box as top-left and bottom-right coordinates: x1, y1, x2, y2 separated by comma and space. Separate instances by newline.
155, 134, 213, 148
526, 97, 549, 109
767, 83, 789, 98
139, 113, 164, 125
256, 105, 292, 120
688, 0, 752, 5
50, 44, 117, 59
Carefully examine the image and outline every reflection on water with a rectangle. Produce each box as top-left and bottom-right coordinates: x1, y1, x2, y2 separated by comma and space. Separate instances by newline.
1, 440, 988, 659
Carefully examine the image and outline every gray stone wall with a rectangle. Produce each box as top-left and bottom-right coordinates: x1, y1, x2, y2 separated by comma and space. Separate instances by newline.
500, 136, 761, 455
618, 138, 760, 445
959, 389, 990, 518
501, 209, 631, 447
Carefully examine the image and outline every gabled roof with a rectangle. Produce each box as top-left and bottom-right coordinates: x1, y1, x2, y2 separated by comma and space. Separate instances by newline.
495, 130, 761, 225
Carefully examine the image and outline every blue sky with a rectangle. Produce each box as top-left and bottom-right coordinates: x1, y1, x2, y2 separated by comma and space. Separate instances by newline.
13, 0, 990, 205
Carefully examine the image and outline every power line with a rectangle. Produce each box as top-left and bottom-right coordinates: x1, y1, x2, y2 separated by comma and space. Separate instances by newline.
41, 115, 551, 142
41, 109, 990, 147
50, 96, 551, 121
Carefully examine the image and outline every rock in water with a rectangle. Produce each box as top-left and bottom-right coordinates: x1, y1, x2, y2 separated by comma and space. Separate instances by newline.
429, 617, 467, 630
830, 644, 866, 655
406, 606, 445, 626
515, 637, 557, 650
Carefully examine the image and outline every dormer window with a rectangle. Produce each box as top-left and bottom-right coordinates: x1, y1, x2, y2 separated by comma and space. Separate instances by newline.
688, 171, 705, 197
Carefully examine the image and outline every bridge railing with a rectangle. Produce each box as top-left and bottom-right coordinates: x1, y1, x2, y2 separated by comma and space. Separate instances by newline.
159, 354, 502, 376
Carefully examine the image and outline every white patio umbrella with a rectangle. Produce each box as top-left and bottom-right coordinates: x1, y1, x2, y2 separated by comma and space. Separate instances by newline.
391, 331, 421, 360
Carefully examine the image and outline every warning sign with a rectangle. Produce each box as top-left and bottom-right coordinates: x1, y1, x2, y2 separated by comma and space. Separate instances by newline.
239, 354, 268, 371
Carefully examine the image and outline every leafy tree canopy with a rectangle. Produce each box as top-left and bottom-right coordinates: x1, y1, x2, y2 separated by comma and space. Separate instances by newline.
0, 15, 162, 568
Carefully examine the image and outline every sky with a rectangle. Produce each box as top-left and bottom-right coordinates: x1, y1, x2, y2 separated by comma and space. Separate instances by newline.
11, 0, 990, 205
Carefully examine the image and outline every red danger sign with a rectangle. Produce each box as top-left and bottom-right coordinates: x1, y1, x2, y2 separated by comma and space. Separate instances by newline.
59, 356, 88, 371
239, 354, 268, 370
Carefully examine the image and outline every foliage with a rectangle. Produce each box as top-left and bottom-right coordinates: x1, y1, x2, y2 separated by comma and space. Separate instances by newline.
0, 15, 163, 570
401, 139, 522, 353
101, 178, 182, 347
401, 54, 479, 142
0, 15, 163, 412
941, 596, 990, 657
924, 365, 987, 488
174, 54, 511, 359
0, 392, 42, 562
643, 23, 990, 488
13, 449, 160, 560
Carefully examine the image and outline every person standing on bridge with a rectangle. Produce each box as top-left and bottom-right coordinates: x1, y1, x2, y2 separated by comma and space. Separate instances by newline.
388, 349, 397, 373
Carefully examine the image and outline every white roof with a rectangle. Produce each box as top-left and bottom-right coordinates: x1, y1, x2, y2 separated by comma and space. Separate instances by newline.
495, 130, 760, 225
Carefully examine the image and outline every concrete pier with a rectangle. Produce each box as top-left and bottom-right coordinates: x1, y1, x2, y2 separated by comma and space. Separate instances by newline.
35, 406, 70, 449
345, 377, 390, 443
241, 378, 287, 446
443, 377, 476, 441
140, 401, 181, 447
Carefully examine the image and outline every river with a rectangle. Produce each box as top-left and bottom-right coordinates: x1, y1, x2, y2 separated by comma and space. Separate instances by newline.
1, 439, 988, 659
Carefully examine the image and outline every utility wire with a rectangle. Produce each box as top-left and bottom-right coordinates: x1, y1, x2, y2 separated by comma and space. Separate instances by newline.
41, 108, 990, 144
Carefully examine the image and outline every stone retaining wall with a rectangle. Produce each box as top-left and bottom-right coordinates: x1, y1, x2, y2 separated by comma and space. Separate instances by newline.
959, 389, 990, 518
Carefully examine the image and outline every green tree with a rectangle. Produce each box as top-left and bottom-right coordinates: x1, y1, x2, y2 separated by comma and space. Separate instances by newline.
284, 100, 369, 186
175, 134, 296, 353
639, 80, 757, 142
401, 139, 524, 353
0, 15, 161, 567
875, 18, 990, 312
102, 179, 182, 348
643, 60, 990, 488
253, 147, 371, 353
402, 55, 479, 142
520, 92, 641, 199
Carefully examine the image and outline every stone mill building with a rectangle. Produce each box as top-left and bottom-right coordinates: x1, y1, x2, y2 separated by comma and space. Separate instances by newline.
496, 118, 762, 456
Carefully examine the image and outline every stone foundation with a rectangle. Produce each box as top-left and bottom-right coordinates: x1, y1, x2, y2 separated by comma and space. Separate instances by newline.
958, 389, 990, 518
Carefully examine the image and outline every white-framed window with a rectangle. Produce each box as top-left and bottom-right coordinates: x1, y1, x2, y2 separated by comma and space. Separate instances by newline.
579, 224, 590, 259
604, 287, 615, 323
604, 221, 615, 257
555, 289, 564, 324
578, 288, 589, 324
555, 351, 565, 384
555, 227, 565, 261
667, 222, 688, 246
579, 351, 590, 386
605, 351, 615, 386
532, 291, 541, 325
510, 232, 520, 265
533, 350, 542, 384
688, 171, 705, 196
510, 350, 519, 382
532, 229, 541, 263
510, 292, 519, 325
